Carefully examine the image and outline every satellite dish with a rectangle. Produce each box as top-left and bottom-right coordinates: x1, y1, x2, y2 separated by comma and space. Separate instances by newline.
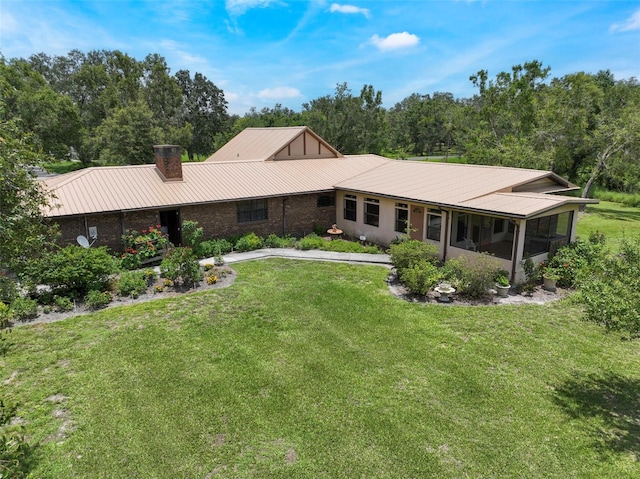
76, 235, 95, 248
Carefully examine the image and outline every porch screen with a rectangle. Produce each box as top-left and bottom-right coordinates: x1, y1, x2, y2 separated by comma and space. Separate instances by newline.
450, 211, 513, 260
524, 211, 573, 257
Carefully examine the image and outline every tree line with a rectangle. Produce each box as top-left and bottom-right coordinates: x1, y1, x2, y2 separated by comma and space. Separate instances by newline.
2, 52, 639, 197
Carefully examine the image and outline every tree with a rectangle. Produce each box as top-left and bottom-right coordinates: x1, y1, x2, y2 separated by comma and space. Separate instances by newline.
89, 99, 163, 165
0, 112, 58, 273
176, 70, 229, 160
302, 83, 387, 154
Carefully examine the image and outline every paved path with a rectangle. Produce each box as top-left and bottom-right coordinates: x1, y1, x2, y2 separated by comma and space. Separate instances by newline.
201, 248, 391, 266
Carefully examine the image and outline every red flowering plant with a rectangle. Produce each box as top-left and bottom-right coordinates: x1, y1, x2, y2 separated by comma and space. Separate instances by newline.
120, 225, 170, 270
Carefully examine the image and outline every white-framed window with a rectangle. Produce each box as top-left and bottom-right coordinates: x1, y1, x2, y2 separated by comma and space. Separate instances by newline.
364, 198, 380, 227
426, 208, 442, 241
395, 203, 409, 233
343, 194, 357, 221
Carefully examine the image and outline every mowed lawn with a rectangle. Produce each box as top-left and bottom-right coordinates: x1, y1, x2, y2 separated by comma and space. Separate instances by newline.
3, 257, 640, 478
577, 201, 640, 249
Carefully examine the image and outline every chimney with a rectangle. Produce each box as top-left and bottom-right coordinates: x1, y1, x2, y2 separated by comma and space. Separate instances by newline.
153, 145, 183, 181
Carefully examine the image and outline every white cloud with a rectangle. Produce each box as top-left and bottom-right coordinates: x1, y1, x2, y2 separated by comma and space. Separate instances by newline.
225, 0, 280, 16
369, 32, 420, 52
257, 86, 302, 99
610, 9, 640, 32
329, 3, 370, 18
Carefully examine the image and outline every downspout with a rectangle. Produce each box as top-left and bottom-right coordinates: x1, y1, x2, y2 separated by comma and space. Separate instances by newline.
510, 222, 520, 281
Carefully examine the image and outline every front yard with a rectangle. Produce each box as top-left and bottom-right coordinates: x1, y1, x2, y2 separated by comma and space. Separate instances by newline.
3, 259, 639, 477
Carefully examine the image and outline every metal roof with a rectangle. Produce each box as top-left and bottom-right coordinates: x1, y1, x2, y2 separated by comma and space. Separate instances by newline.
205, 126, 341, 162
335, 160, 593, 217
43, 155, 390, 217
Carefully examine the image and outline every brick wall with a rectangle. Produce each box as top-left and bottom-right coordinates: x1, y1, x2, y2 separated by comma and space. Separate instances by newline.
54, 192, 338, 251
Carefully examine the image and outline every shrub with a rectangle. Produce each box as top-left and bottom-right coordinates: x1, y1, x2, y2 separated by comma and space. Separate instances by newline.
547, 235, 606, 288
200, 239, 233, 258
181, 220, 204, 256
0, 399, 30, 478
9, 297, 38, 321
54, 295, 74, 312
319, 239, 381, 254
115, 270, 148, 297
445, 253, 502, 299
389, 240, 439, 272
400, 260, 442, 295
264, 233, 296, 248
206, 275, 218, 285
577, 236, 640, 337
160, 247, 203, 287
0, 303, 11, 328
296, 233, 324, 251
234, 233, 264, 252
0, 275, 18, 305
21, 246, 118, 299
84, 290, 113, 310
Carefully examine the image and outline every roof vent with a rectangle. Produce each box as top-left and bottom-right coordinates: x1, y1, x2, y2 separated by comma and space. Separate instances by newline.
153, 145, 183, 181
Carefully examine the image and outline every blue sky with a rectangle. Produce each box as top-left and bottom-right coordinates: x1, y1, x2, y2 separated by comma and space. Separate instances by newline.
1, 0, 639, 115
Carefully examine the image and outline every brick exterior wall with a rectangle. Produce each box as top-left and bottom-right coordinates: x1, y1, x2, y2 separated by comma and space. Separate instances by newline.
54, 192, 337, 252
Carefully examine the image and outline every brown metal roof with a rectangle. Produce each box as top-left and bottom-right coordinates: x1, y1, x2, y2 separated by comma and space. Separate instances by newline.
205, 126, 341, 162
43, 155, 390, 217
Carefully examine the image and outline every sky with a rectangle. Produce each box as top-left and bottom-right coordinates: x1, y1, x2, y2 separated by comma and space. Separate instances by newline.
1, 0, 639, 115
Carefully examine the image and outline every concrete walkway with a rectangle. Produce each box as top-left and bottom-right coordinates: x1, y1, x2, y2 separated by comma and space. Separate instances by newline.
201, 248, 391, 266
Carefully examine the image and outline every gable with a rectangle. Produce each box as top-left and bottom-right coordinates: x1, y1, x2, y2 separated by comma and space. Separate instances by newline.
274, 130, 339, 160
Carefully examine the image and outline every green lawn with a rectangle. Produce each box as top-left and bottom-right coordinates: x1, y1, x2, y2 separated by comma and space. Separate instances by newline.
3, 259, 640, 478
577, 201, 640, 250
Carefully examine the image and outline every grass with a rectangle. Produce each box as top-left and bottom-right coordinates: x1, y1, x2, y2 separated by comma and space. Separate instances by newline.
3, 259, 640, 478
577, 201, 640, 251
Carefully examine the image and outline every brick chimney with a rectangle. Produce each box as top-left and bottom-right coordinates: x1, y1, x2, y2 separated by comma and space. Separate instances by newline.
153, 145, 183, 181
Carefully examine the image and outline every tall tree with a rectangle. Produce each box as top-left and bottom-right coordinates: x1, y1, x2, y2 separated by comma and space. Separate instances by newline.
175, 70, 229, 161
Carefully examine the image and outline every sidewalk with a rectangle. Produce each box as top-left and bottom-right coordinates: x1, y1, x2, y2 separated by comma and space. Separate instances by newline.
201, 248, 392, 266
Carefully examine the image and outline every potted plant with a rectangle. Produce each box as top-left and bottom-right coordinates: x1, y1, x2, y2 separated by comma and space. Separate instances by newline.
495, 272, 511, 298
542, 267, 559, 292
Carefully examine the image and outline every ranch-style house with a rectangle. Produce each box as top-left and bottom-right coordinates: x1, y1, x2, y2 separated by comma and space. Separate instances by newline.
42, 126, 596, 282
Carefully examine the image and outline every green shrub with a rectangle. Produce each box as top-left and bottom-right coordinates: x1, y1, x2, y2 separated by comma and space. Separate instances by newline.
296, 233, 324, 251
234, 233, 264, 252
54, 295, 74, 312
389, 240, 439, 272
0, 399, 30, 478
400, 260, 442, 295
264, 233, 296, 248
0, 303, 11, 328
200, 238, 233, 258
577, 236, 640, 337
0, 276, 18, 305
160, 247, 203, 287
84, 290, 113, 310
21, 246, 118, 299
9, 297, 38, 321
115, 270, 148, 297
444, 253, 502, 299
547, 235, 606, 288
182, 220, 204, 256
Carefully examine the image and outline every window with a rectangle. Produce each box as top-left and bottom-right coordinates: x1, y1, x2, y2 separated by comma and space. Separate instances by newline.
343, 194, 357, 221
395, 203, 408, 233
364, 198, 380, 227
317, 195, 335, 208
426, 208, 442, 241
237, 199, 268, 223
